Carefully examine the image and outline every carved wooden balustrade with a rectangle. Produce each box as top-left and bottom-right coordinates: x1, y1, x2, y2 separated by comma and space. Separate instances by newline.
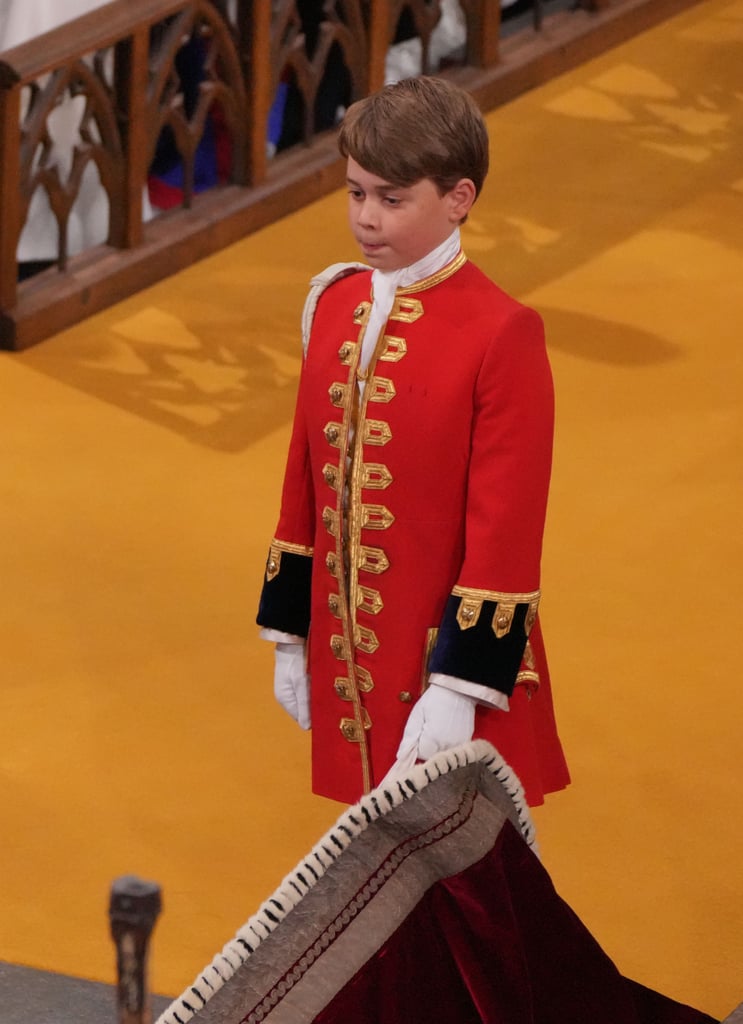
0, 0, 698, 350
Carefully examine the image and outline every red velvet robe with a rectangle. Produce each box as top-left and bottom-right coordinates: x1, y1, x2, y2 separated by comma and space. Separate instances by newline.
258, 253, 570, 805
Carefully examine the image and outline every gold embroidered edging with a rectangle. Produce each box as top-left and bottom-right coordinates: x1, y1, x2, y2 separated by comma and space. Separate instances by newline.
452, 585, 541, 604
270, 538, 314, 557
396, 250, 467, 295
420, 627, 439, 694
452, 586, 540, 637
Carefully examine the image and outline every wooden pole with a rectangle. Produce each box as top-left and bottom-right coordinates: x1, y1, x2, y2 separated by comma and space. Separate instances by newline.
109, 876, 162, 1024
113, 28, 148, 249
242, 0, 271, 187
0, 80, 20, 323
464, 0, 501, 69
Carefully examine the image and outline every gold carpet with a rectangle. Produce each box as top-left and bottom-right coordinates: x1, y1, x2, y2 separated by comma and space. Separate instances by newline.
1, 1, 741, 1018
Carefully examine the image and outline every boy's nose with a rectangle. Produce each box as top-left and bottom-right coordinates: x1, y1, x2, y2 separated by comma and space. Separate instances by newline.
357, 199, 380, 229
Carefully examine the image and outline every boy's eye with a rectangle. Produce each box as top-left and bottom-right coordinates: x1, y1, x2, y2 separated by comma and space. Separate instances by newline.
348, 188, 364, 200
383, 195, 401, 207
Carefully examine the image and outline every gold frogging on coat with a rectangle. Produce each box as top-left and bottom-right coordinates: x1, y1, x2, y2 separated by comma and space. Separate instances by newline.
389, 296, 424, 323
323, 463, 339, 489
338, 341, 356, 365
335, 668, 374, 699
361, 463, 393, 489
367, 378, 396, 403
379, 335, 408, 362
358, 546, 390, 574
357, 586, 383, 615
340, 710, 371, 742
322, 506, 339, 536
330, 634, 347, 659
353, 625, 379, 654
360, 504, 395, 530
363, 420, 392, 446
353, 301, 371, 325
324, 422, 342, 447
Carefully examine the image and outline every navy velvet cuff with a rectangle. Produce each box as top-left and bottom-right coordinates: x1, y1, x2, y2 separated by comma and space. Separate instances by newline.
256, 550, 312, 638
429, 595, 529, 697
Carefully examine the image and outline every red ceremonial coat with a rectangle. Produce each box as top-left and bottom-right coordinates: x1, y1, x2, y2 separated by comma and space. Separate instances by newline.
258, 252, 570, 806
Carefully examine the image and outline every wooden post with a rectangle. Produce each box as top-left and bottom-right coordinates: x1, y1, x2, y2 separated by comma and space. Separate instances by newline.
366, 2, 391, 95
464, 0, 501, 69
113, 27, 149, 249
109, 875, 162, 1024
242, 0, 271, 187
0, 78, 20, 328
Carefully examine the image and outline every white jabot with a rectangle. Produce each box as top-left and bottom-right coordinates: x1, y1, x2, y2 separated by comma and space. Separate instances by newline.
359, 228, 462, 375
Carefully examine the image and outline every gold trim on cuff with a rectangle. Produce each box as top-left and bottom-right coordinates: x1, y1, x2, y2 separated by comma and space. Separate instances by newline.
266, 539, 314, 581
451, 585, 541, 638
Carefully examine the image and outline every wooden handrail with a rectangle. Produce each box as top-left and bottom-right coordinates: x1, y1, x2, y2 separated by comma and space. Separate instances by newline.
0, 0, 703, 350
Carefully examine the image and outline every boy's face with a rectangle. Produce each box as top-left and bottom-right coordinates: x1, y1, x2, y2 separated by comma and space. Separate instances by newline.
346, 157, 474, 272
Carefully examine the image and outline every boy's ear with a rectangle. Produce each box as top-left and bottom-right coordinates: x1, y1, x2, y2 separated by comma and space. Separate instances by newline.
447, 178, 477, 222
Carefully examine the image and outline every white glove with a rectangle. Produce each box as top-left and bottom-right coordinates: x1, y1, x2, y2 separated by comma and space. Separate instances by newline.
396, 682, 476, 763
273, 642, 311, 729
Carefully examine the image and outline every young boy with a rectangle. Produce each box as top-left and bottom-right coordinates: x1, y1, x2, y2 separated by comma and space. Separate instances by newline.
257, 76, 569, 807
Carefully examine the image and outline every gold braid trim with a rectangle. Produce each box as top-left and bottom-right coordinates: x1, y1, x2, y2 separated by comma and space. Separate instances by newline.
265, 539, 314, 582
451, 585, 541, 603
271, 538, 314, 557
451, 586, 541, 637
396, 250, 467, 294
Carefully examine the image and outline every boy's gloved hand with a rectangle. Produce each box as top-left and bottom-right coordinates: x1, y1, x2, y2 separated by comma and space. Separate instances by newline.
396, 682, 475, 762
273, 642, 311, 729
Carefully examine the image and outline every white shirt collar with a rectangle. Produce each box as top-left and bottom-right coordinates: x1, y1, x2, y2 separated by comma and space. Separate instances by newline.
371, 228, 462, 301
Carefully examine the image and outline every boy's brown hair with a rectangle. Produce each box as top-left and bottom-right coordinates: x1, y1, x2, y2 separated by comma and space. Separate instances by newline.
338, 76, 489, 198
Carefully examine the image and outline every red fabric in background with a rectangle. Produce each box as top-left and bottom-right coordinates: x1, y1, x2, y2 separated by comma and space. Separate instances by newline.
312, 823, 717, 1024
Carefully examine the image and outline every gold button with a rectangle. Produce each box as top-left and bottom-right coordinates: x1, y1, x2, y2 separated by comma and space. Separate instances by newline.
399, 691, 413, 704
267, 559, 277, 574
334, 679, 351, 699
325, 425, 340, 444
496, 613, 510, 629
341, 718, 360, 742
461, 607, 475, 621
330, 385, 343, 403
338, 343, 351, 361
328, 594, 339, 614
326, 553, 337, 574
323, 465, 337, 486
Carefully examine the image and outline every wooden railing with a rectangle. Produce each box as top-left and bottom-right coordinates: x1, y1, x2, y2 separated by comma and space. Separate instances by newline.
0, 0, 698, 350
